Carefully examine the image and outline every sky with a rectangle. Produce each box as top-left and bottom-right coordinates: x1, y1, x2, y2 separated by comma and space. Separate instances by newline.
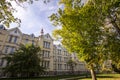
10, 0, 87, 37
10, 0, 60, 37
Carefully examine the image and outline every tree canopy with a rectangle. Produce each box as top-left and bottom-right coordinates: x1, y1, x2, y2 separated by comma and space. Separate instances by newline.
50, 0, 120, 80
3, 44, 44, 77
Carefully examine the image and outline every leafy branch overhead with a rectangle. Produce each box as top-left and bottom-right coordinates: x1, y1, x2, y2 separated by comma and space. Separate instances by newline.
0, 0, 50, 27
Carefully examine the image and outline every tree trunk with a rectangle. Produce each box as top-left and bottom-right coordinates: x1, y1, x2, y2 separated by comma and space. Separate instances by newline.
112, 21, 120, 35
109, 12, 120, 36
90, 68, 97, 80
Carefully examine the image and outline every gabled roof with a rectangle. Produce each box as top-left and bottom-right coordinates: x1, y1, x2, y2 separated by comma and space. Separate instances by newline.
44, 33, 53, 41
55, 44, 65, 50
8, 27, 22, 35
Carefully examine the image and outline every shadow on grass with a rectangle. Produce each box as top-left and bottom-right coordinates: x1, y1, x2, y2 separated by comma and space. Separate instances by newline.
1, 74, 119, 80
0, 75, 86, 80
96, 75, 115, 78
78, 75, 117, 80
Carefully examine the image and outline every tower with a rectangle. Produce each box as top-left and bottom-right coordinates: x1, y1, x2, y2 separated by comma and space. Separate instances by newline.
41, 28, 44, 35
38, 28, 44, 41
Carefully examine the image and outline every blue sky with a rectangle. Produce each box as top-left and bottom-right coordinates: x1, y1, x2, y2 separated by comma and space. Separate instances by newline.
10, 0, 86, 37
10, 0, 60, 37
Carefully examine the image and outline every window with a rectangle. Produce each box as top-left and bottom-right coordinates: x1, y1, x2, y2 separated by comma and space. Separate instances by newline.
42, 50, 50, 58
58, 49, 61, 55
2, 60, 7, 67
25, 39, 28, 43
58, 64, 62, 70
0, 59, 4, 66
64, 57, 66, 62
79, 64, 84, 68
58, 64, 60, 70
46, 35, 49, 38
41, 61, 44, 67
32, 40, 34, 45
58, 56, 62, 62
67, 64, 69, 70
64, 57, 68, 62
46, 61, 49, 68
8, 36, 12, 42
44, 61, 47, 68
5, 46, 9, 53
14, 30, 17, 33
42, 61, 49, 69
64, 51, 67, 56
53, 49, 56, 54
43, 41, 50, 49
43, 41, 46, 48
53, 64, 56, 70
14, 36, 17, 43
54, 57, 56, 61
64, 64, 67, 70
10, 47, 15, 54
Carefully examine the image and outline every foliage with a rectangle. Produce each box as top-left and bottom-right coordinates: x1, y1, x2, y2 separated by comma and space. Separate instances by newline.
0, 0, 49, 27
111, 64, 120, 74
3, 44, 44, 77
50, 0, 120, 80
50, 0, 105, 69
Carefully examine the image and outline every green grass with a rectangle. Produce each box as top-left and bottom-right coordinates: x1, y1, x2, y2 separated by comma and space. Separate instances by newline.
79, 74, 120, 80
0, 74, 120, 80
0, 75, 83, 80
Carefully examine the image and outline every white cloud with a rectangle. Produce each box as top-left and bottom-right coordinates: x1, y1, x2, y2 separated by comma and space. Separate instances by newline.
9, 0, 60, 37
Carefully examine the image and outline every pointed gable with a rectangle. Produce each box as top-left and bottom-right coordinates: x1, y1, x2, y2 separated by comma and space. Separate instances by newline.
8, 27, 22, 36
44, 33, 53, 41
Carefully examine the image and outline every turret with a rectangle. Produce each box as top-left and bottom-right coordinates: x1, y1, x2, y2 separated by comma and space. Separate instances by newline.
41, 28, 44, 36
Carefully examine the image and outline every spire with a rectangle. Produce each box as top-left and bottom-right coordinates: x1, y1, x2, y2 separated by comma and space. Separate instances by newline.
41, 28, 44, 35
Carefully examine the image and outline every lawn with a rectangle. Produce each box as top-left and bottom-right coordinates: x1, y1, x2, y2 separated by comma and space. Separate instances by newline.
0, 75, 83, 80
80, 74, 120, 80
0, 74, 120, 80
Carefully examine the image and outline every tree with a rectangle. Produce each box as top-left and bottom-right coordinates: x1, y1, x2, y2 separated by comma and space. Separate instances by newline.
88, 0, 120, 74
50, 0, 120, 80
0, 0, 50, 27
3, 44, 44, 77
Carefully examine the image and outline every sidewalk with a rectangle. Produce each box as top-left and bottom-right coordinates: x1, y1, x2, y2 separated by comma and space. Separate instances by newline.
59, 76, 85, 80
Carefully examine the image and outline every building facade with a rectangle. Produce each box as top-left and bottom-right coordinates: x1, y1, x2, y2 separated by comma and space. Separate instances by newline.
0, 25, 87, 77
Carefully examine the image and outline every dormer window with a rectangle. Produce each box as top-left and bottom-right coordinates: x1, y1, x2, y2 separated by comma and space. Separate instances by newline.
14, 30, 17, 33
46, 35, 49, 38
